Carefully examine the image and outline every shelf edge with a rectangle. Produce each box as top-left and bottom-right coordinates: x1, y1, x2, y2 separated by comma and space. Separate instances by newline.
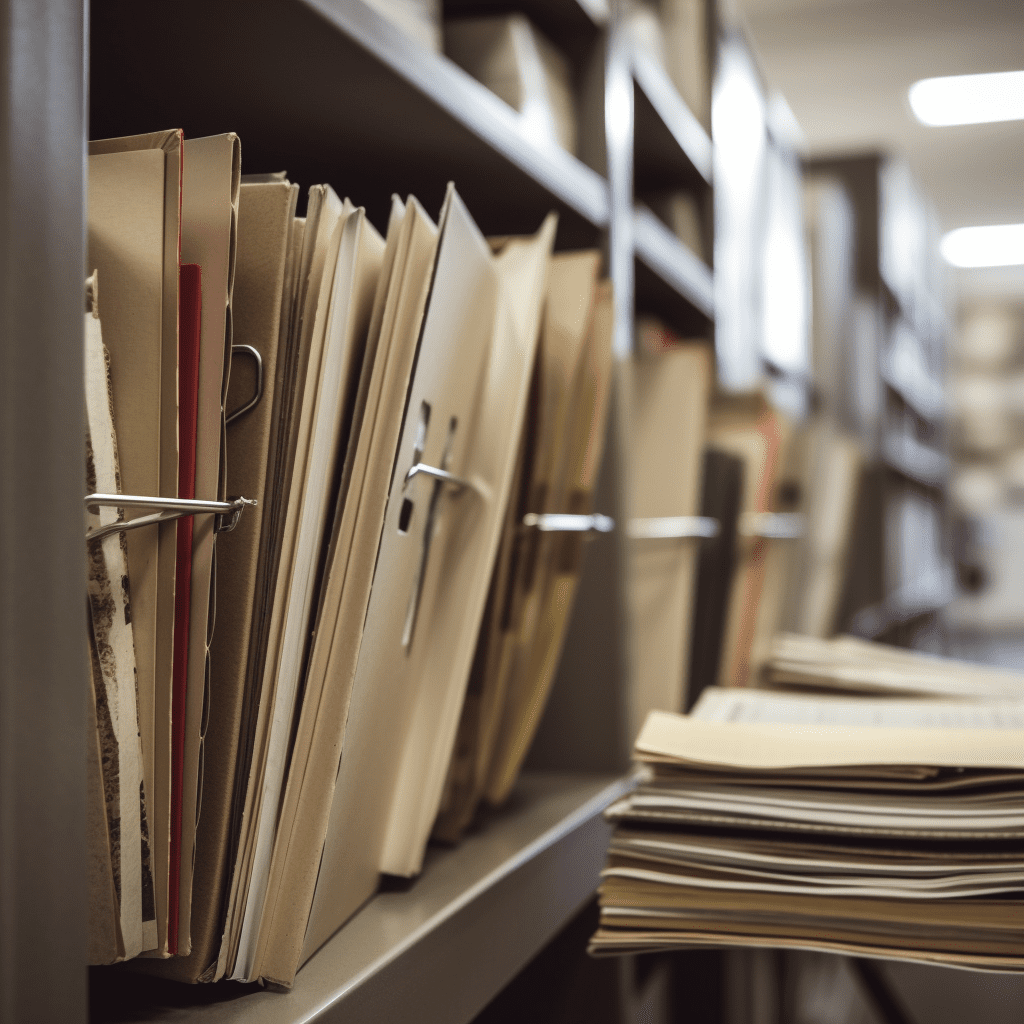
300, 0, 611, 227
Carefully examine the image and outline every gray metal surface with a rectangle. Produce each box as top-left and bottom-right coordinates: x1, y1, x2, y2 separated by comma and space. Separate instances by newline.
96, 773, 630, 1024
303, 0, 612, 229
0, 0, 87, 1021
632, 205, 716, 320
631, 51, 713, 185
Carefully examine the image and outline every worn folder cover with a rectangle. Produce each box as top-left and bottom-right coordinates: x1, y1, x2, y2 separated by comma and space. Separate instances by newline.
626, 336, 712, 742
84, 279, 153, 959
153, 178, 298, 983
176, 133, 241, 956
231, 204, 384, 982
483, 279, 615, 806
434, 251, 603, 840
685, 449, 743, 709
708, 396, 791, 688
292, 195, 443, 976
378, 210, 557, 879
169, 262, 202, 955
88, 129, 182, 955
218, 186, 348, 980
255, 196, 438, 984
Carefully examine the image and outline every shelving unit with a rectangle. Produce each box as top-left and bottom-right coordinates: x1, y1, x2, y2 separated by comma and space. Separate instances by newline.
806, 153, 953, 647
0, 1, 722, 1021
633, 203, 715, 323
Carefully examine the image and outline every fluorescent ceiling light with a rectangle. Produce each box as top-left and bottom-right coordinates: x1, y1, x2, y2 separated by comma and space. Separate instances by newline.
909, 70, 1024, 126
941, 224, 1024, 268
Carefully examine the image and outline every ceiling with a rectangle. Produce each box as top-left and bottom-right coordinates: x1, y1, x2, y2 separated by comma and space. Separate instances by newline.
735, 0, 1024, 299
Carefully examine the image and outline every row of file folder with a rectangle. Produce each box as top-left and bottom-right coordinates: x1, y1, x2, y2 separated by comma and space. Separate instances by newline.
84, 130, 614, 987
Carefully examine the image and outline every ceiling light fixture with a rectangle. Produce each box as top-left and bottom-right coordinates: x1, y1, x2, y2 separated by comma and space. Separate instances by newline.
941, 224, 1024, 268
909, 70, 1024, 126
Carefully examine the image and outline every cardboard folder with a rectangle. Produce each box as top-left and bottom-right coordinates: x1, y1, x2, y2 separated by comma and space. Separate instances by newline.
264, 195, 442, 982
272, 191, 553, 989
88, 129, 182, 955
626, 334, 712, 742
709, 395, 792, 688
217, 186, 348, 979
483, 279, 615, 806
151, 177, 298, 983
175, 134, 241, 955
253, 195, 438, 984
378, 209, 556, 878
434, 251, 603, 841
84, 276, 151, 960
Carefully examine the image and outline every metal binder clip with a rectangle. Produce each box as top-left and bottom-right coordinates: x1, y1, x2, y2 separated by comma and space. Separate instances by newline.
404, 461, 481, 495
627, 516, 720, 540
522, 512, 615, 534
85, 493, 257, 542
738, 511, 804, 540
226, 345, 264, 426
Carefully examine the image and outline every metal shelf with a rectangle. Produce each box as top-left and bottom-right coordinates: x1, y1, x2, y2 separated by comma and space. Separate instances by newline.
90, 0, 610, 242
444, 0, 609, 64
881, 432, 949, 489
90, 773, 632, 1024
631, 47, 713, 191
633, 204, 715, 323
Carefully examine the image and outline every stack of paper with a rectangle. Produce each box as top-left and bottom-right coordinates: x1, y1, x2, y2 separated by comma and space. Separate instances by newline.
625, 325, 712, 741
765, 632, 1024, 699
591, 685, 1024, 970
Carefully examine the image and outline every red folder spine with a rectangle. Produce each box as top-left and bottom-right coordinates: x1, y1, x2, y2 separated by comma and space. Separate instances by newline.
170, 262, 202, 954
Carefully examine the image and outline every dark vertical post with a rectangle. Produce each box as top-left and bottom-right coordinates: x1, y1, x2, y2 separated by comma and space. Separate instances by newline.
0, 0, 87, 1020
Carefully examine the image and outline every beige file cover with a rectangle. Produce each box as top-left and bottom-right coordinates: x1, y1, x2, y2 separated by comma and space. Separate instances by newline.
254, 196, 431, 983
626, 339, 712, 742
434, 251, 602, 842
176, 132, 241, 955
87, 633, 124, 965
218, 187, 347, 979
484, 280, 615, 805
84, 284, 148, 959
147, 180, 298, 982
232, 207, 384, 980
291, 196, 443, 977
784, 422, 862, 637
88, 129, 181, 955
378, 210, 556, 879
708, 395, 791, 688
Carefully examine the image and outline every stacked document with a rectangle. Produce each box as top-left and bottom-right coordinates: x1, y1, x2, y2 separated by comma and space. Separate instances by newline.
84, 129, 615, 989
591, 681, 1024, 970
766, 632, 1024, 699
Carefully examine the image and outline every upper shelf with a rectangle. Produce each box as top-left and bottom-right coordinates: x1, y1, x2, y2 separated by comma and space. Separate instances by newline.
882, 430, 950, 489
89, 0, 610, 245
631, 48, 713, 193
443, 0, 609, 64
90, 773, 632, 1024
633, 204, 715, 328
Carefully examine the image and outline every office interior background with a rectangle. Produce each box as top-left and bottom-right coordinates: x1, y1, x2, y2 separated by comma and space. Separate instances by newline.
3, 0, 1024, 1022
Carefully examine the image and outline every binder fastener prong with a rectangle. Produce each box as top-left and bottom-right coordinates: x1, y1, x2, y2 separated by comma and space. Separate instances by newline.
226, 345, 264, 426
85, 493, 257, 542
404, 462, 481, 495
522, 512, 614, 535
628, 516, 720, 540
